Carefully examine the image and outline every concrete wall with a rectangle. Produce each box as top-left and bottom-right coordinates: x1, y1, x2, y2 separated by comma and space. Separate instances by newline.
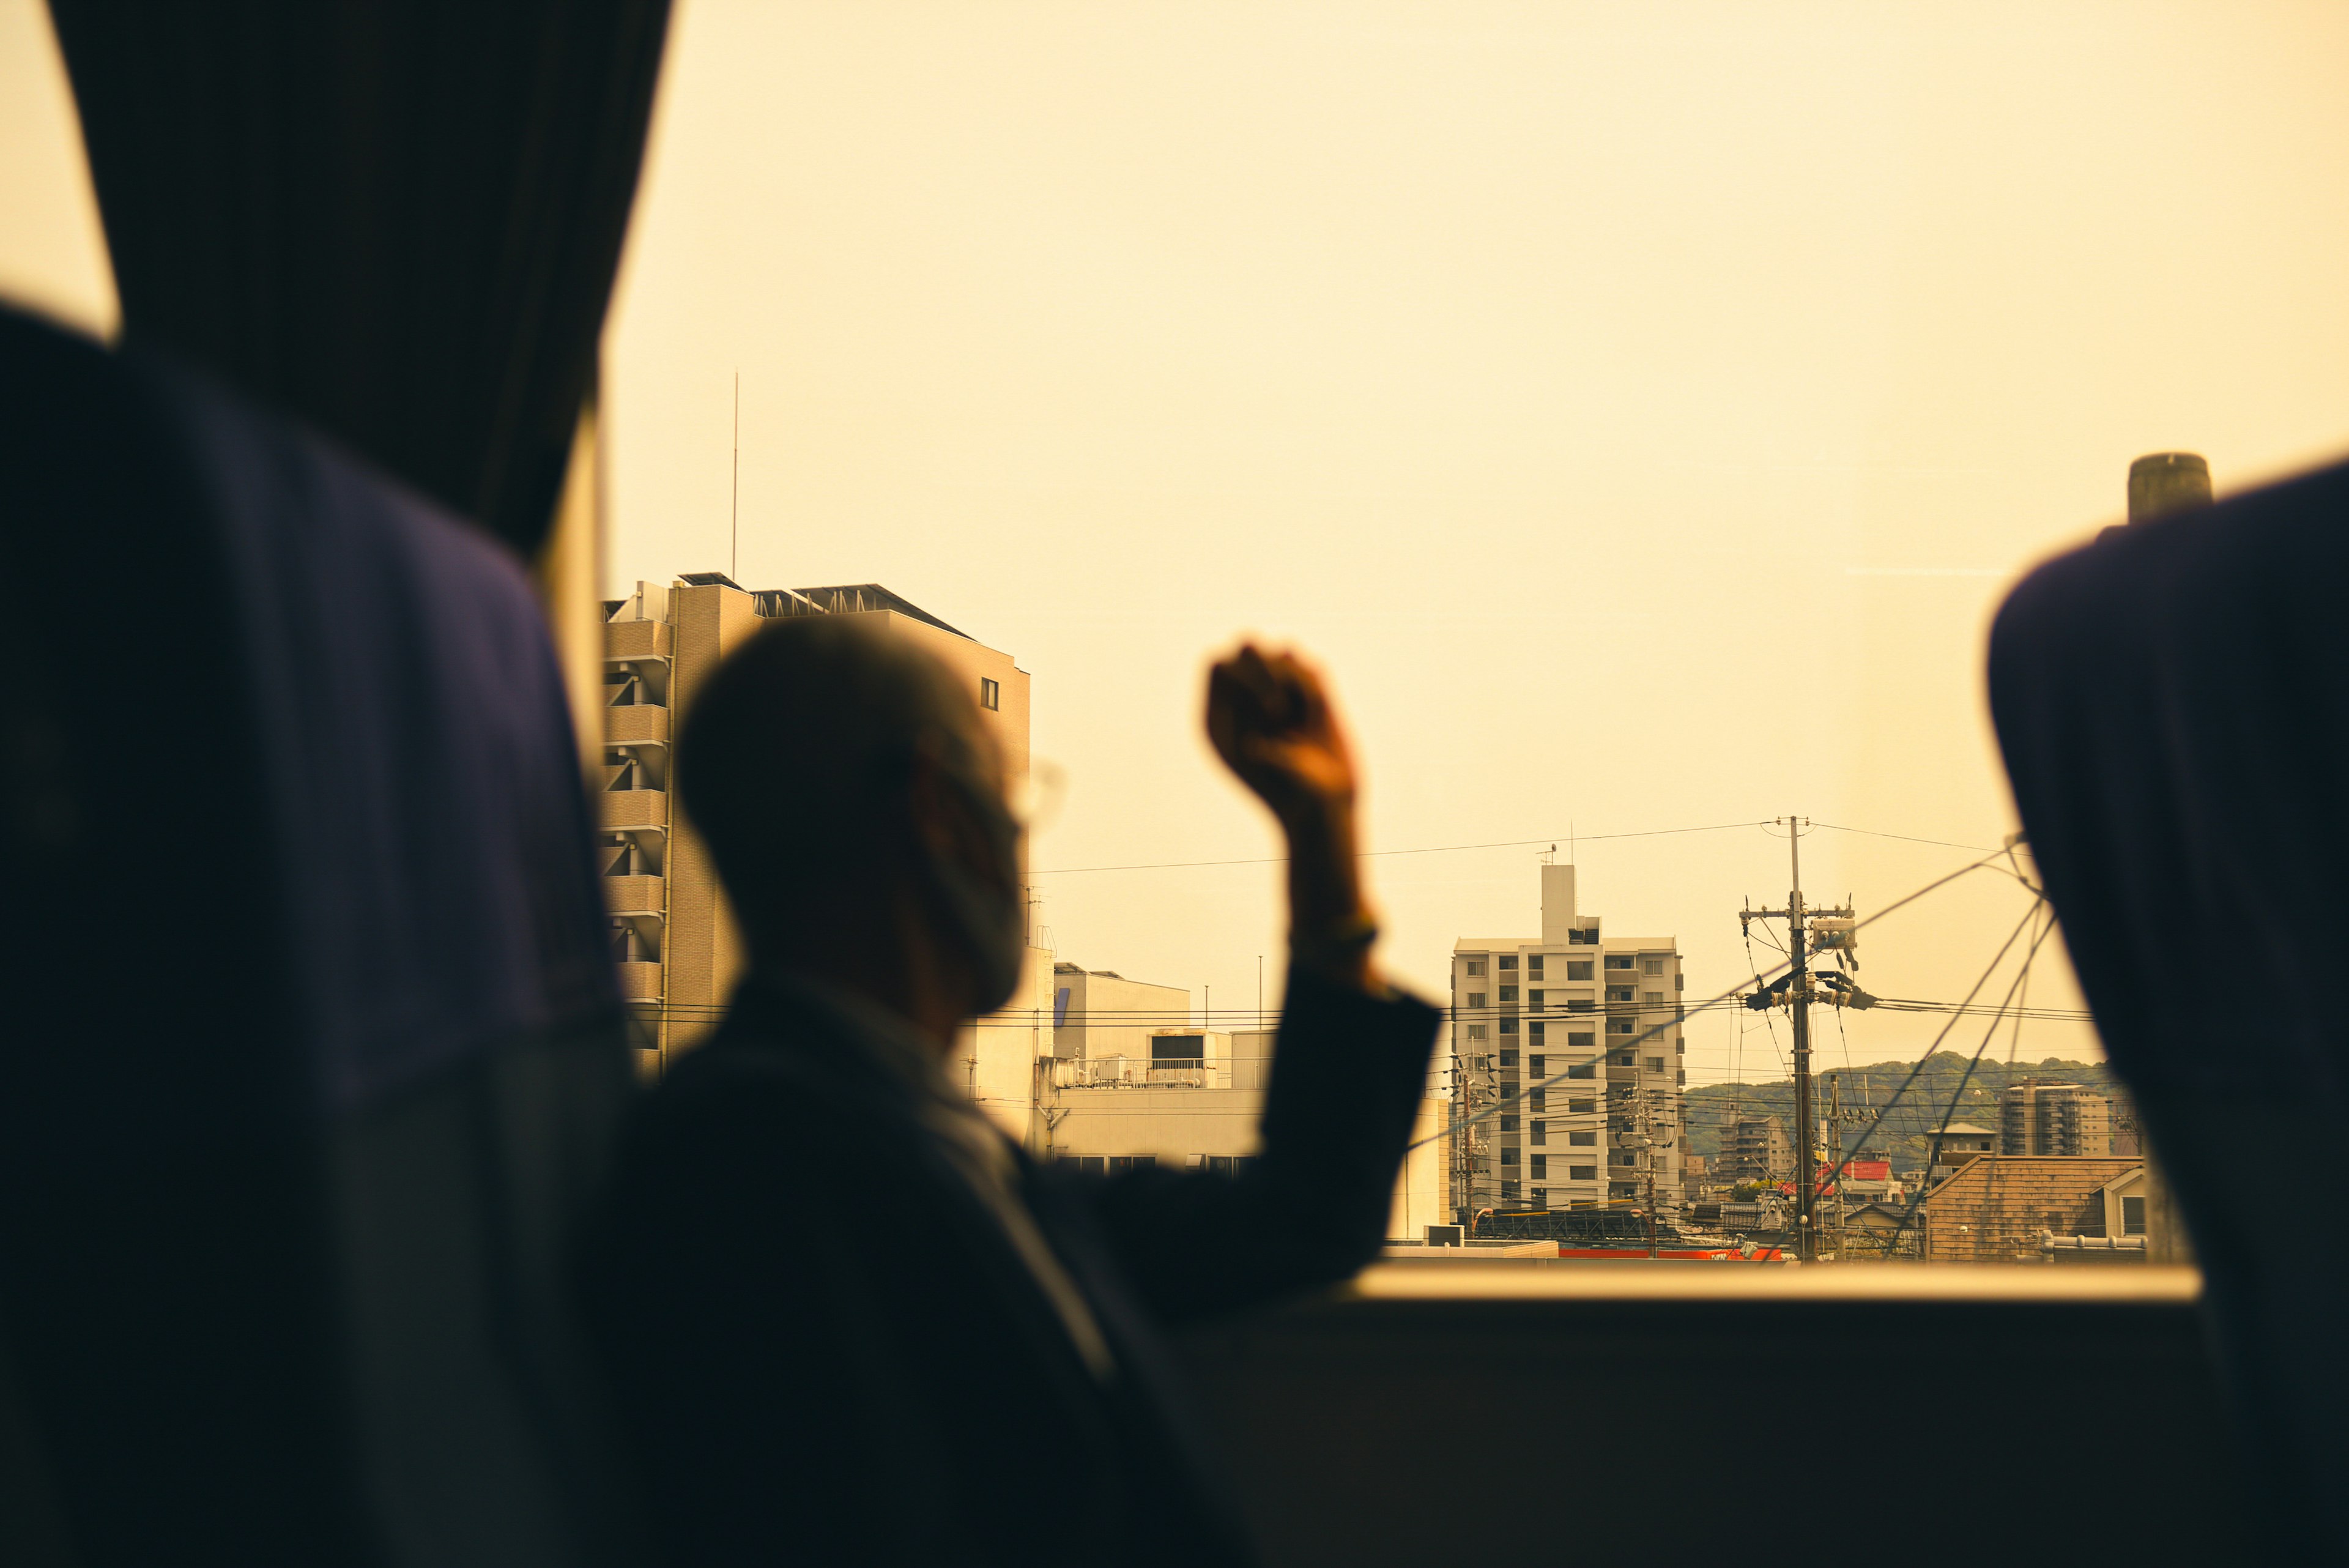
1054, 967, 1193, 1060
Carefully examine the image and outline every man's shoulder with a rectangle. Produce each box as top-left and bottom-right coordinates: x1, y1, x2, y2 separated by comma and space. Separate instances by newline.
625, 1016, 898, 1164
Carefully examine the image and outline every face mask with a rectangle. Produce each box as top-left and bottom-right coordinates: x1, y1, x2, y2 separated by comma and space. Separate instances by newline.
925, 775, 1027, 1014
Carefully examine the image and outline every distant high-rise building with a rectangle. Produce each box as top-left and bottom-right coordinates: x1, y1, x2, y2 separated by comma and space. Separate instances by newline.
1450, 864, 1687, 1219
599, 576, 1046, 1137
2000, 1079, 2112, 1157
1717, 1114, 1791, 1186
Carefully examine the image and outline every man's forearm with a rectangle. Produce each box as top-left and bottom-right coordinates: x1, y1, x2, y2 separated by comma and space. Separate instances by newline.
1282, 798, 1379, 992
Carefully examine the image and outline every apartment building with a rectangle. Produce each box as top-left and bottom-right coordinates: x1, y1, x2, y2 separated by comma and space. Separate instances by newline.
1717, 1113, 1791, 1186
599, 576, 1048, 1138
1999, 1079, 2112, 1157
1450, 863, 1687, 1220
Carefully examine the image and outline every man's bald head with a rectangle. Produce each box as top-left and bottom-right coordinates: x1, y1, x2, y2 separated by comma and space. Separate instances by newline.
676, 614, 1000, 934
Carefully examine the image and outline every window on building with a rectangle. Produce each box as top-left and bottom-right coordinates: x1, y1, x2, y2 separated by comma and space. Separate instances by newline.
1644, 991, 1664, 1005
1530, 1154, 1548, 1179
1467, 991, 1485, 1009
1565, 960, 1592, 981
2123, 1195, 2147, 1236
979, 677, 1000, 710
1501, 1147, 1520, 1166
1464, 958, 1485, 976
1566, 1063, 1595, 1079
1569, 1131, 1596, 1146
1527, 954, 1544, 977
1647, 1056, 1665, 1071
1568, 1165, 1597, 1182
1501, 1180, 1521, 1200
1529, 1091, 1546, 1115
1108, 1155, 1157, 1172
1568, 1031, 1595, 1049
1497, 954, 1518, 971
1607, 986, 1634, 1003
1499, 1115, 1518, 1132
1568, 1098, 1596, 1115
1642, 958, 1664, 976
1499, 1019, 1518, 1035
1466, 1024, 1486, 1040
1498, 1050, 1518, 1069
1527, 1054, 1545, 1076
1609, 1019, 1634, 1035
1527, 1020, 1545, 1040
1498, 985, 1518, 1003
1529, 1187, 1546, 1206
1056, 1155, 1107, 1175
1567, 999, 1594, 1013
1530, 1120, 1546, 1144
1605, 954, 1635, 970
1527, 989, 1544, 1010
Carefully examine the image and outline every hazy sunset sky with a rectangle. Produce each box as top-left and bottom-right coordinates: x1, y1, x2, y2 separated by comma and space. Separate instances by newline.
10, 2, 2349, 1086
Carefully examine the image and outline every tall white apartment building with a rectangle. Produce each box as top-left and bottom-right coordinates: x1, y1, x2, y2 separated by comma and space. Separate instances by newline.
1450, 864, 1687, 1221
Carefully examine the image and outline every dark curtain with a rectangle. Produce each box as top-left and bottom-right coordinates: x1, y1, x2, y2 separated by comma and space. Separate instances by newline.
45, 0, 672, 557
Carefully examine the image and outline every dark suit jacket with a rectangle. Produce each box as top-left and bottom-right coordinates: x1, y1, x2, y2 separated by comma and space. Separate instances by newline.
577, 964, 1439, 1567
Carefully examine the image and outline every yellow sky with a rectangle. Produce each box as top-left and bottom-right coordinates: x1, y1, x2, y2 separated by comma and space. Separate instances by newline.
10, 1, 2349, 1083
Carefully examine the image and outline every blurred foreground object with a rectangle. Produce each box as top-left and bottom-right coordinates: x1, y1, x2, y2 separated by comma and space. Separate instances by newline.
1, 305, 645, 1567
1990, 452, 2349, 1564
44, 0, 670, 557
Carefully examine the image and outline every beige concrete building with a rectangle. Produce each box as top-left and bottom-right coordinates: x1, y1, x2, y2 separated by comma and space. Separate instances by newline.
1042, 1011, 1448, 1241
1451, 863, 1687, 1220
1999, 1079, 2112, 1157
599, 576, 1044, 1126
1052, 964, 1191, 1061
1718, 1113, 1791, 1186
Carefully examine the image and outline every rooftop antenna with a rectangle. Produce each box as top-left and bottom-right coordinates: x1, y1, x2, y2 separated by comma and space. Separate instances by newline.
730, 370, 740, 582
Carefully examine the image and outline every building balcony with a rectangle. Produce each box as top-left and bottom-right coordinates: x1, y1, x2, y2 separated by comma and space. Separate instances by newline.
604, 705, 670, 746
615, 960, 662, 1001
604, 874, 664, 917
599, 789, 668, 830
605, 618, 670, 660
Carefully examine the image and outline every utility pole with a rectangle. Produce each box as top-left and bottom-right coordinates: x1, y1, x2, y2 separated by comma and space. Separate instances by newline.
1826, 1072, 1844, 1262
1740, 816, 1856, 1263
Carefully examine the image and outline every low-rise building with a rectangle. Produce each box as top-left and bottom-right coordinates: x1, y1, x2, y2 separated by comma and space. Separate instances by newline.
1915, 1156, 2142, 1263
1052, 964, 1190, 1060
1928, 1123, 1998, 1186
1043, 993, 1447, 1239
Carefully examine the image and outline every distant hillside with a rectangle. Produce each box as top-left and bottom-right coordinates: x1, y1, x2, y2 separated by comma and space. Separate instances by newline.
1685, 1055, 2135, 1172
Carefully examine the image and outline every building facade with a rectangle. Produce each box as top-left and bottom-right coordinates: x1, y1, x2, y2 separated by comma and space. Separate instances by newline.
1450, 864, 1687, 1220
1042, 1001, 1449, 1239
1051, 965, 1192, 1061
599, 576, 1045, 1130
1999, 1079, 2113, 1157
1717, 1114, 1791, 1185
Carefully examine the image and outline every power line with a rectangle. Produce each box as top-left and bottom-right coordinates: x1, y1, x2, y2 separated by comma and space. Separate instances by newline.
1408, 845, 2014, 1156
1030, 819, 1773, 876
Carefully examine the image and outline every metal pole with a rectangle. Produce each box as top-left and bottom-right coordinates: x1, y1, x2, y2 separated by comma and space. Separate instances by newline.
1787, 816, 1815, 1262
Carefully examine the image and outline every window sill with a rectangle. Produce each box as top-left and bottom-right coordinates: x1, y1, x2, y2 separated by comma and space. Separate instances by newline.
1179, 1263, 2245, 1568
